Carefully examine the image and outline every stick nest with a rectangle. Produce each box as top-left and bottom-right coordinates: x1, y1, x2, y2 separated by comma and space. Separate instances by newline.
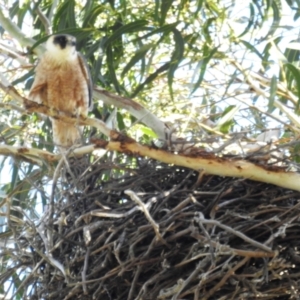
4, 157, 300, 300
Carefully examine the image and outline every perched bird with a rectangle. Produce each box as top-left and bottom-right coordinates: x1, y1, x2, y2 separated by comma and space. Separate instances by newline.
29, 34, 93, 149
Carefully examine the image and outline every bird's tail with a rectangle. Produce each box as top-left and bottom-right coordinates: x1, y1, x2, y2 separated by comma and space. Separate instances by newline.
52, 119, 82, 149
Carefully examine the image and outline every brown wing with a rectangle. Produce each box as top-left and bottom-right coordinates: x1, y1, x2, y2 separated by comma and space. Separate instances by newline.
77, 53, 93, 111
28, 62, 48, 105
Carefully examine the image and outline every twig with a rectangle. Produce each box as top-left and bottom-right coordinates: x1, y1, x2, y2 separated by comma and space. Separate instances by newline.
128, 265, 142, 300
172, 259, 208, 300
194, 213, 273, 253
35, 6, 51, 35
82, 247, 91, 295
188, 232, 276, 260
203, 256, 249, 300
11, 258, 45, 299
125, 190, 164, 243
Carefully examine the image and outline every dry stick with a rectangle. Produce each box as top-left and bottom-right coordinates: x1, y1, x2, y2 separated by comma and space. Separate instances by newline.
194, 213, 273, 253
158, 279, 185, 299
203, 256, 250, 300
172, 259, 209, 300
125, 190, 164, 243
136, 270, 168, 300
0, 143, 56, 165
128, 265, 142, 300
189, 232, 275, 260
82, 247, 91, 295
63, 284, 82, 300
11, 258, 45, 299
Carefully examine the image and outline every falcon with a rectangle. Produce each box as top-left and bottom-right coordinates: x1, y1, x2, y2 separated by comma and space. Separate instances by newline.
29, 34, 93, 149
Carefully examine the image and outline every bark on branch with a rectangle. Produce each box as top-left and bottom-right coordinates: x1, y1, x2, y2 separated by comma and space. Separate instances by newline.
1, 75, 300, 192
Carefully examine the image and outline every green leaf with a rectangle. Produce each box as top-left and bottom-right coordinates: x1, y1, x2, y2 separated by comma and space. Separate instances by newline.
238, 3, 255, 38
240, 40, 263, 59
106, 44, 122, 94
285, 63, 300, 112
131, 62, 170, 98
282, 42, 300, 93
168, 28, 185, 99
194, 0, 204, 16
53, 0, 76, 31
82, 3, 104, 27
215, 105, 239, 132
121, 43, 153, 77
263, 0, 281, 39
117, 111, 126, 130
285, 45, 300, 62
202, 17, 216, 45
138, 23, 180, 41
104, 20, 149, 46
268, 75, 277, 112
160, 0, 174, 25
138, 125, 158, 138
262, 37, 281, 70
191, 45, 218, 95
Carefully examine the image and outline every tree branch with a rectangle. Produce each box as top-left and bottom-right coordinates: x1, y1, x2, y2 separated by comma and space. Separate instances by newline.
94, 88, 170, 140
91, 136, 300, 192
0, 9, 44, 56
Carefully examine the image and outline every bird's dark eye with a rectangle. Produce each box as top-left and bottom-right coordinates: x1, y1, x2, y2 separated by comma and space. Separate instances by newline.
71, 41, 76, 46
53, 35, 68, 49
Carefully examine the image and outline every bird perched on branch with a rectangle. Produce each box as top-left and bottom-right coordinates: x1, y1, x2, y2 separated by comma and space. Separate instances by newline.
29, 34, 93, 149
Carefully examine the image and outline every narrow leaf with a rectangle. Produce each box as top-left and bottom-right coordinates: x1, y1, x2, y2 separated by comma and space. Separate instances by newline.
131, 62, 170, 98
168, 28, 185, 99
215, 105, 239, 130
106, 45, 122, 94
138, 23, 180, 41
238, 3, 255, 38
240, 40, 263, 59
285, 63, 300, 111
268, 75, 277, 112
160, 0, 174, 25
121, 44, 153, 77
191, 45, 218, 95
104, 20, 149, 46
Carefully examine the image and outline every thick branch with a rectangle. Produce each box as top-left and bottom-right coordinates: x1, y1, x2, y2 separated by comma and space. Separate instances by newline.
0, 9, 44, 56
0, 126, 300, 192
0, 144, 57, 165
94, 88, 170, 140
92, 136, 300, 192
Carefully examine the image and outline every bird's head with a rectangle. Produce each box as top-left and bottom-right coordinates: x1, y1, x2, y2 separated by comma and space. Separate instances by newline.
45, 34, 77, 62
